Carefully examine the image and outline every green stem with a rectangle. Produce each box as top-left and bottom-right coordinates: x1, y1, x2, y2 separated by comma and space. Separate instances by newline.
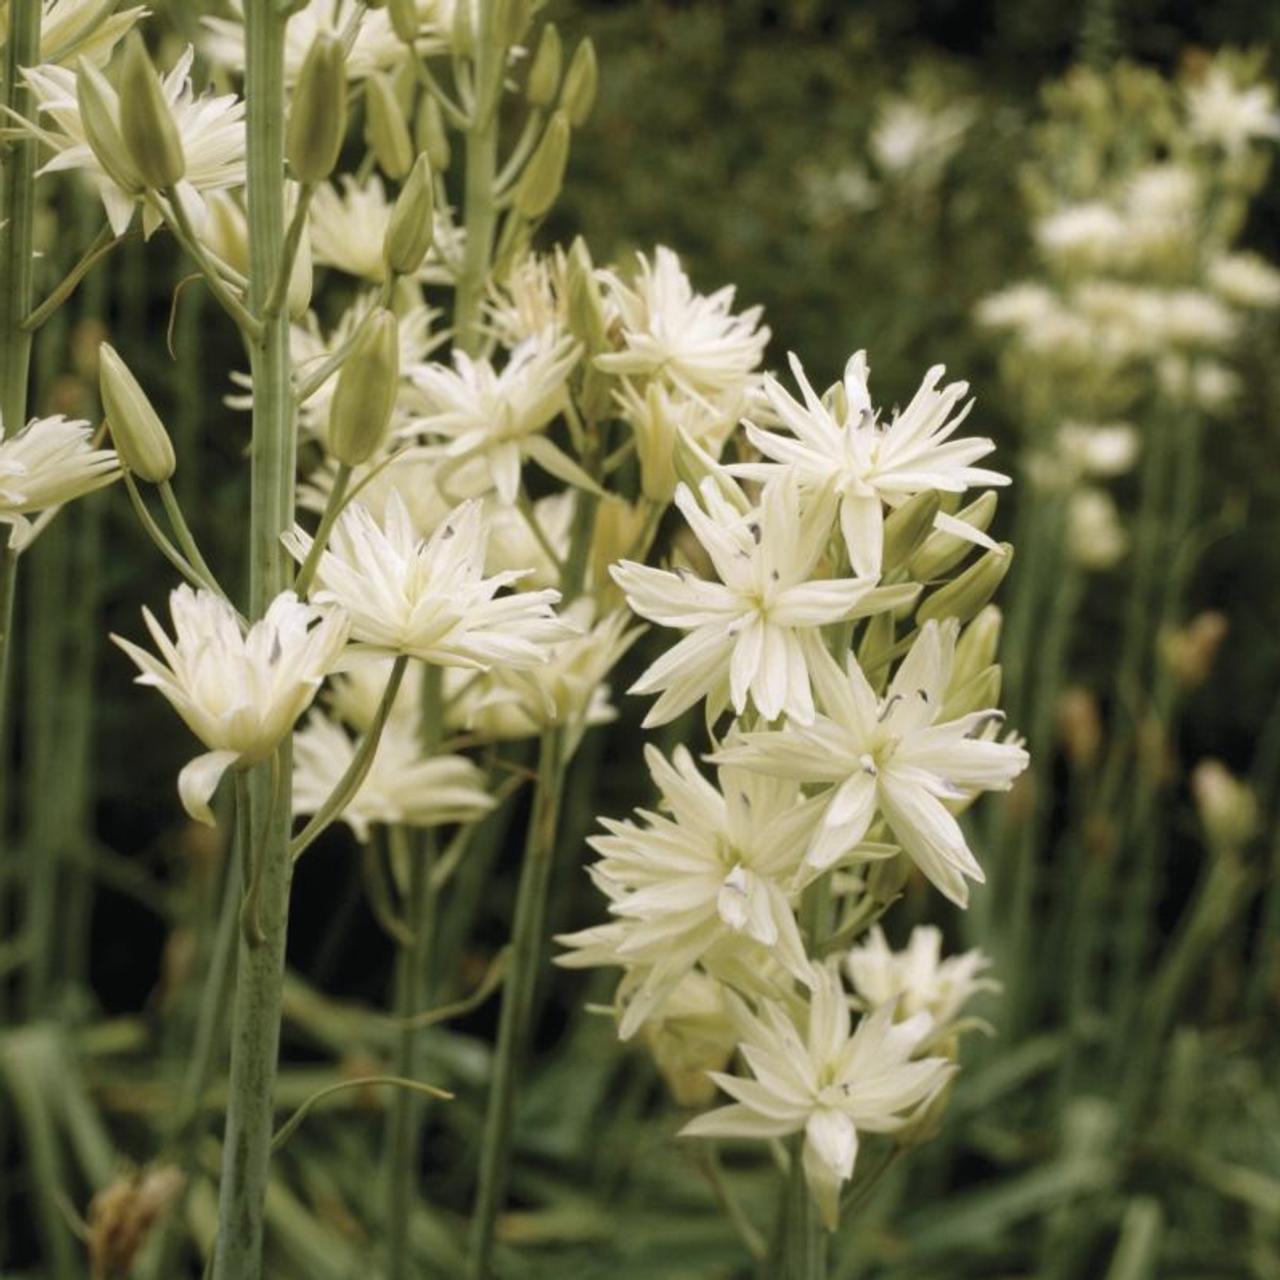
20, 223, 121, 333
164, 186, 262, 339
211, 4, 295, 1276
779, 1141, 826, 1280
292, 462, 351, 598
159, 479, 226, 598
466, 726, 564, 1279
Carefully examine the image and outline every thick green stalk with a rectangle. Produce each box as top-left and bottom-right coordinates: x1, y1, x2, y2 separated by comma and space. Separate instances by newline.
777, 1144, 826, 1280
212, 4, 295, 1277
467, 726, 564, 1279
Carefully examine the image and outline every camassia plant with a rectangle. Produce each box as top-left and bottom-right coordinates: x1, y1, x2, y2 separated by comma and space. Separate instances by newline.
0, 1, 1024, 1277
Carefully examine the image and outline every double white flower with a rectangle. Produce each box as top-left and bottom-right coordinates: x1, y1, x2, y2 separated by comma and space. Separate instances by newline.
681, 962, 952, 1229
714, 621, 1028, 905
612, 474, 912, 726
113, 588, 349, 824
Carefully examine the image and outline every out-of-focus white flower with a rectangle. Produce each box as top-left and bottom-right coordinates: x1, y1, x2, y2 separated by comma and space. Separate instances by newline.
21, 48, 245, 237
409, 336, 581, 504
612, 475, 909, 727
285, 493, 572, 668
1156, 355, 1241, 413
204, 0, 449, 85
596, 246, 769, 406
737, 352, 1004, 578
1055, 421, 1140, 480
292, 710, 493, 840
798, 160, 879, 223
1207, 252, 1280, 308
16, 0, 146, 66
870, 97, 974, 177
1154, 288, 1240, 348
326, 652, 423, 734
309, 176, 462, 284
112, 587, 349, 824
974, 281, 1061, 333
846, 925, 997, 1036
638, 970, 739, 1107
1122, 163, 1200, 264
714, 621, 1028, 904
557, 745, 828, 1037
484, 490, 573, 589
681, 962, 952, 1229
1034, 202, 1128, 270
0, 414, 119, 546
1185, 64, 1280, 155
1066, 487, 1128, 571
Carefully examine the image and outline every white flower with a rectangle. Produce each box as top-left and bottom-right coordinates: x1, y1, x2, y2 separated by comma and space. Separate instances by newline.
21, 48, 246, 237
870, 98, 974, 177
309, 176, 462, 284
846, 925, 997, 1035
612, 475, 911, 727
326, 653, 424, 734
1207, 252, 1280, 308
1034, 201, 1128, 269
292, 711, 493, 841
1066, 487, 1127, 571
1054, 422, 1139, 480
595, 246, 769, 406
17, 0, 146, 66
681, 962, 952, 1229
0, 414, 118, 545
1154, 289, 1240, 349
556, 744, 828, 1037
736, 352, 1005, 578
1185, 65, 1280, 155
713, 621, 1029, 904
408, 336, 582, 503
483, 249, 586, 349
974, 281, 1061, 333
112, 588, 350, 825
284, 492, 572, 668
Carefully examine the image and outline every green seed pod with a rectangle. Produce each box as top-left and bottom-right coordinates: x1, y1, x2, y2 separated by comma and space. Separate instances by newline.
387, 0, 419, 41
415, 93, 450, 172
514, 111, 569, 219
286, 34, 347, 183
916, 544, 1013, 626
906, 489, 999, 582
329, 309, 400, 466
940, 664, 1002, 722
76, 59, 143, 195
952, 604, 1002, 687
559, 38, 598, 127
364, 72, 414, 180
882, 489, 941, 574
118, 32, 185, 190
526, 23, 562, 107
99, 342, 176, 483
383, 153, 435, 277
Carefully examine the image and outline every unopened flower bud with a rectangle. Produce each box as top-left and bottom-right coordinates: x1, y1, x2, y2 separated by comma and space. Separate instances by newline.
76, 58, 143, 194
882, 490, 940, 573
365, 72, 414, 180
118, 32, 185, 190
867, 852, 911, 905
289, 220, 314, 319
1163, 610, 1228, 689
329, 309, 400, 466
566, 236, 608, 352
415, 93, 451, 172
856, 609, 895, 694
383, 153, 434, 276
387, 0, 419, 42
452, 0, 474, 57
502, 0, 532, 45
514, 111, 569, 219
1057, 686, 1102, 770
204, 190, 249, 276
526, 22, 562, 106
916, 544, 1013, 625
952, 605, 1002, 687
99, 342, 176, 483
941, 664, 1001, 722
560, 37, 598, 127
1192, 760, 1258, 850
907, 490, 999, 582
287, 34, 347, 183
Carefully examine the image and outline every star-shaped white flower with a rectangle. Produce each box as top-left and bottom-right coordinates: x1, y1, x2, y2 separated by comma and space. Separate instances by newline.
611, 474, 913, 727
112, 588, 350, 824
734, 351, 1007, 578
713, 621, 1028, 905
284, 492, 573, 668
681, 962, 952, 1229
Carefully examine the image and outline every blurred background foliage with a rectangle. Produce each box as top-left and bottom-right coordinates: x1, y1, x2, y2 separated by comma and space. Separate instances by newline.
6, 0, 1280, 1276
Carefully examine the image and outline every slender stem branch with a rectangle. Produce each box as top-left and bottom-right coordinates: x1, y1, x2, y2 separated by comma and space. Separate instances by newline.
20, 223, 124, 332
293, 462, 351, 598
164, 186, 262, 340
493, 110, 544, 192
406, 48, 469, 127
123, 472, 227, 599
159, 479, 226, 598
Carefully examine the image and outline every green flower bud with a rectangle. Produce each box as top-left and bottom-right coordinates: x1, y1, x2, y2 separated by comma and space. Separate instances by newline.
452, 0, 474, 57
560, 38, 598, 127
882, 489, 940, 574
364, 72, 414, 180
387, 0, 419, 42
383, 153, 434, 277
907, 489, 999, 581
415, 93, 450, 172
76, 59, 143, 194
501, 0, 532, 47
329, 309, 400, 466
204, 191, 249, 276
867, 852, 911, 905
526, 23, 562, 107
1191, 760, 1259, 850
856, 609, 896, 694
952, 605, 1002, 687
672, 433, 751, 515
99, 343, 176, 483
916, 544, 1013, 626
286, 34, 347, 183
289, 221, 314, 320
514, 111, 569, 220
118, 32, 185, 190
566, 236, 607, 352
940, 664, 1002, 722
